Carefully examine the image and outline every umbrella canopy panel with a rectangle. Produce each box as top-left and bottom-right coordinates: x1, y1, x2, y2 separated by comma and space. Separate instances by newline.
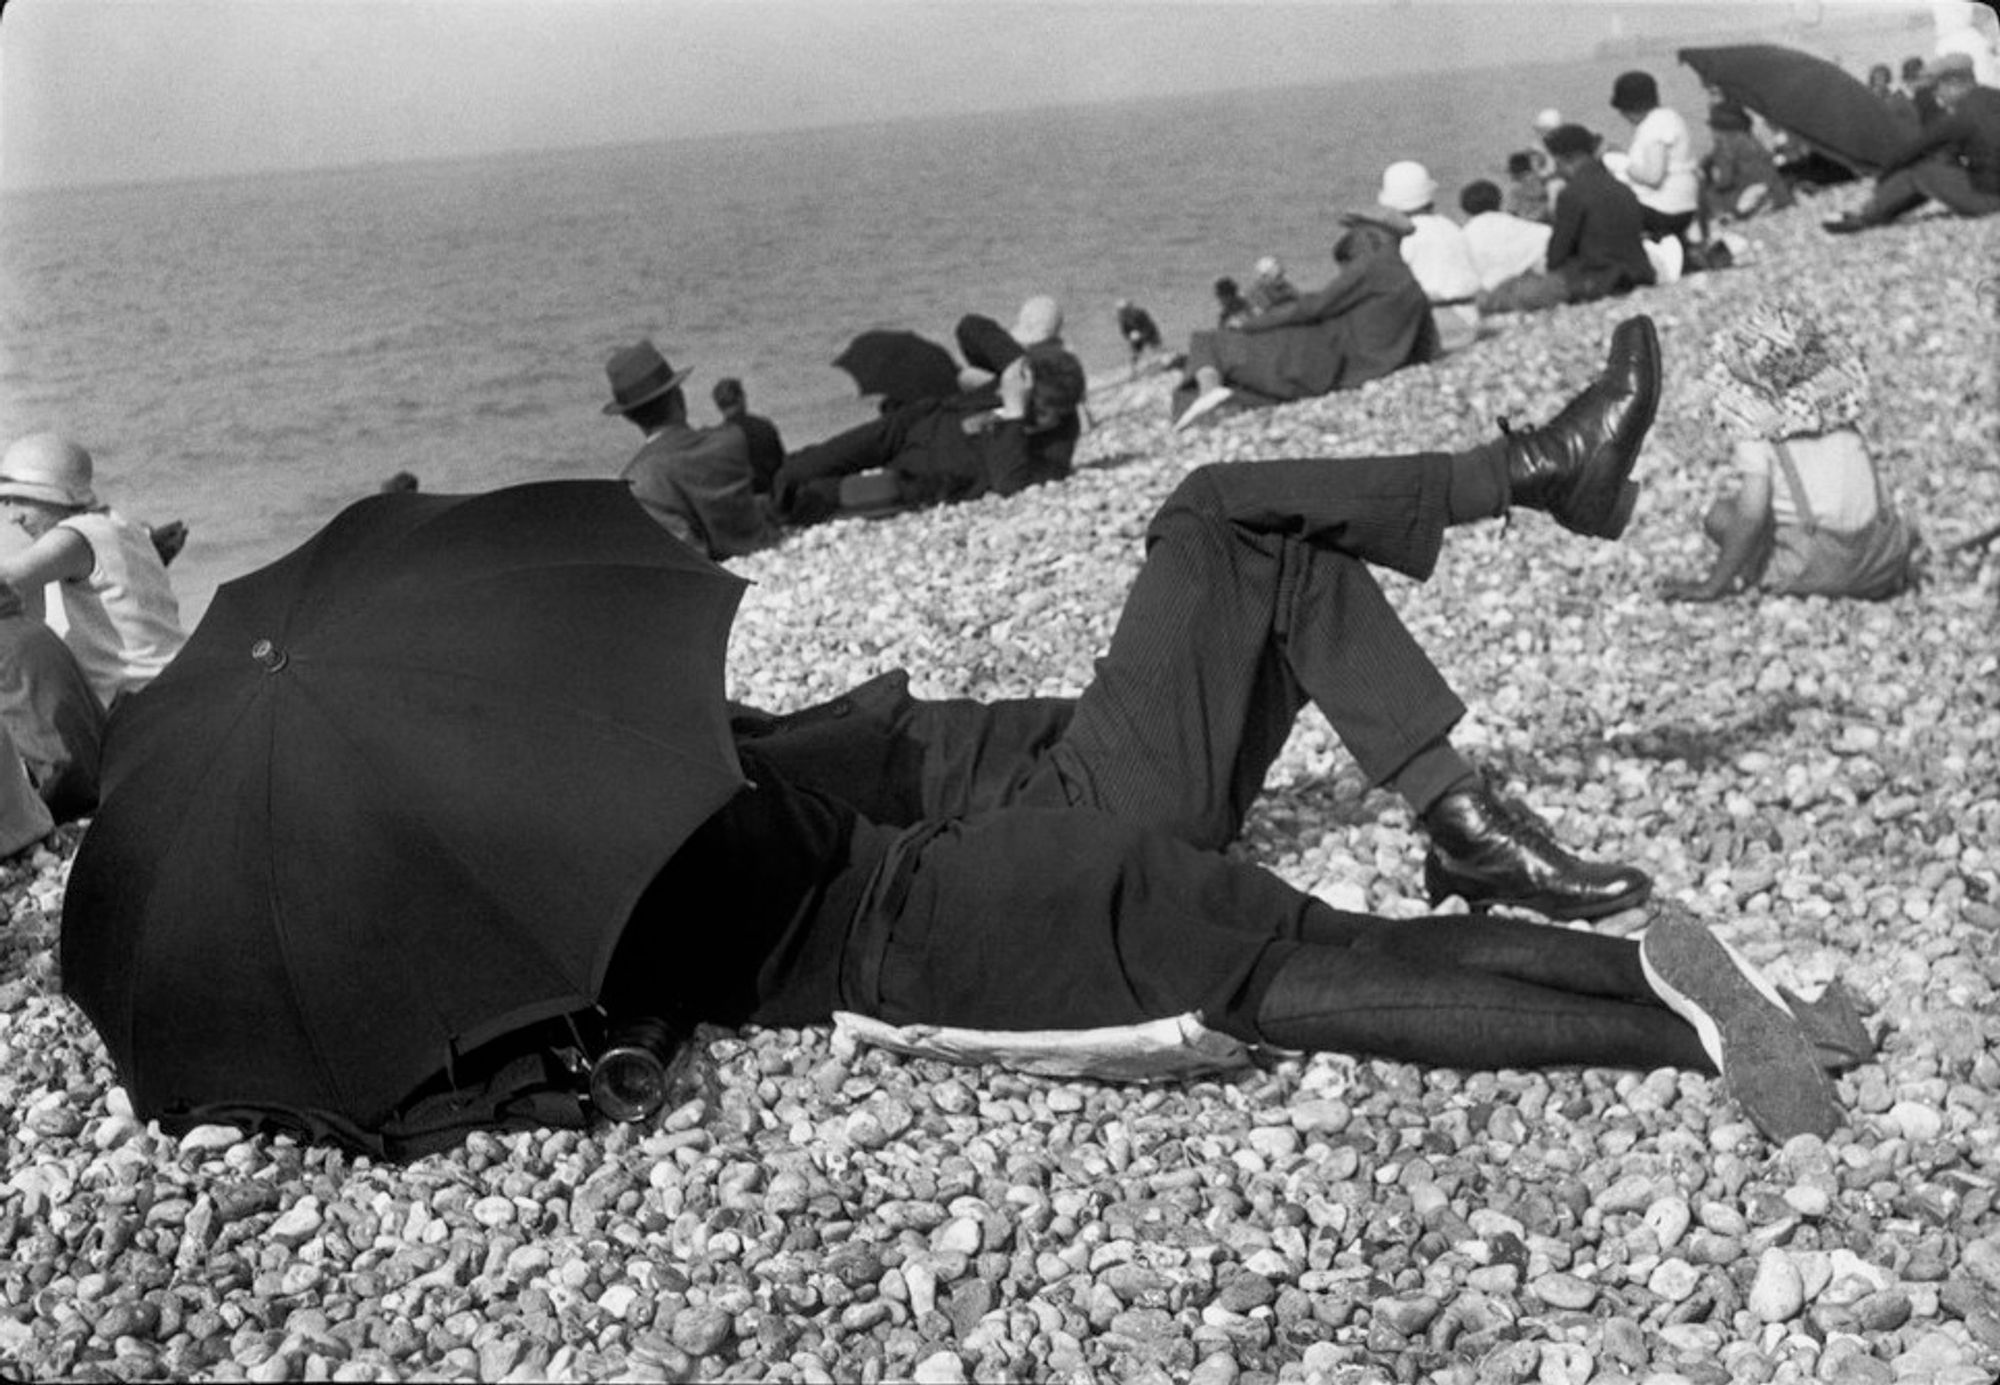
63, 481, 746, 1133
1680, 44, 1919, 176
832, 329, 962, 404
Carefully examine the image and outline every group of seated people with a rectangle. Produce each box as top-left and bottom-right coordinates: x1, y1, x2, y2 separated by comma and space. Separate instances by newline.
1165, 46, 1997, 429
606, 296, 1092, 564
1163, 71, 1704, 431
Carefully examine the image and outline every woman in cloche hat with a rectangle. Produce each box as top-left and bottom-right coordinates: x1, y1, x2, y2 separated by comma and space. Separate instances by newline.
0, 433, 186, 707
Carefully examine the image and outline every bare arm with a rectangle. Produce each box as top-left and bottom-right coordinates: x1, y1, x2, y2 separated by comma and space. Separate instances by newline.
1663, 472, 1772, 602
0, 527, 93, 590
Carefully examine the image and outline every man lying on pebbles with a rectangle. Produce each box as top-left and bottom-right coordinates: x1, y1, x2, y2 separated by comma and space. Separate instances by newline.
610, 315, 1854, 1146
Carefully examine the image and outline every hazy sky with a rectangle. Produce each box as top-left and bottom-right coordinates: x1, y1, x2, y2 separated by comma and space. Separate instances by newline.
0, 0, 1934, 191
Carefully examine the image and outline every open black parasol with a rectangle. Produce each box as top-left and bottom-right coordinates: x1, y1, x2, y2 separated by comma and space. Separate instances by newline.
1680, 44, 1918, 176
61, 480, 747, 1143
832, 328, 962, 406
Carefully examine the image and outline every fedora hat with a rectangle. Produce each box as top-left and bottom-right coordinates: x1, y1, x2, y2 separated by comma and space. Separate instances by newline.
601, 340, 692, 416
0, 433, 98, 509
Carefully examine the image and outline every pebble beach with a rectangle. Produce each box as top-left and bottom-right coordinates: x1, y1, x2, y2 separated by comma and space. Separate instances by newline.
2, 192, 1998, 1383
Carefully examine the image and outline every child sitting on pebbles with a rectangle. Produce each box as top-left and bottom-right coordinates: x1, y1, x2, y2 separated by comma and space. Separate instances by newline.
1663, 302, 1920, 603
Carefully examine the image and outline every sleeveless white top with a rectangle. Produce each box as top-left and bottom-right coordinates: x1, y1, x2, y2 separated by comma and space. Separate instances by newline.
55, 509, 187, 704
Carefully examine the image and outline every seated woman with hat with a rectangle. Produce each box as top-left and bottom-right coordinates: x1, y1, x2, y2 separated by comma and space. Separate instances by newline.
0, 433, 187, 708
1376, 160, 1485, 354
1701, 102, 1793, 223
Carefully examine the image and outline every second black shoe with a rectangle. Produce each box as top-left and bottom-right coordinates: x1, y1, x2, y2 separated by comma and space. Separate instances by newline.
1421, 781, 1653, 921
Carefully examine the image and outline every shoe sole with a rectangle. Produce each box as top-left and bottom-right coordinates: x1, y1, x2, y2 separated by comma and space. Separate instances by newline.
1172, 387, 1234, 434
1424, 857, 1652, 922
1599, 480, 1640, 541
1638, 909, 1838, 1142
1589, 317, 1659, 539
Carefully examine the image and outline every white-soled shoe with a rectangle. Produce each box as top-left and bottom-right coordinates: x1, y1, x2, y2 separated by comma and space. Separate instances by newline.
1638, 905, 1839, 1142
1172, 385, 1235, 433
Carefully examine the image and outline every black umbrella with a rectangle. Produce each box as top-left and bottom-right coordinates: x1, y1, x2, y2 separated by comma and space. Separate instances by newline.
832, 329, 962, 405
1680, 44, 1917, 176
61, 480, 747, 1141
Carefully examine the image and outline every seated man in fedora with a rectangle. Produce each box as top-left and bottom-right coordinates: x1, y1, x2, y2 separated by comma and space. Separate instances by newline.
603, 341, 780, 561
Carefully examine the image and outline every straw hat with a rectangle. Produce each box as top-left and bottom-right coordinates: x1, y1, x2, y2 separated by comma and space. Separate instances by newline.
0, 433, 98, 509
1377, 161, 1439, 214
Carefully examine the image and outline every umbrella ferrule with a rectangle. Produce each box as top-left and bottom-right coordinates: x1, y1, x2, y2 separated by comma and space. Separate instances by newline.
250, 639, 289, 673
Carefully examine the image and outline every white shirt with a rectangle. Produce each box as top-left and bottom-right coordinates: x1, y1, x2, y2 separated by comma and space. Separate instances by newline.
1461, 211, 1553, 291
1738, 431, 1879, 535
1618, 106, 1701, 215
54, 509, 187, 704
1399, 214, 1483, 303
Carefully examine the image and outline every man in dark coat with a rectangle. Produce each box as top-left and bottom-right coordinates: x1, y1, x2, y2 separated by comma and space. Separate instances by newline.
606, 314, 1844, 1145
1541, 123, 1657, 302
710, 378, 786, 497
1172, 211, 1438, 430
1825, 53, 2000, 231
776, 316, 1086, 526
1116, 299, 1163, 379
605, 341, 780, 560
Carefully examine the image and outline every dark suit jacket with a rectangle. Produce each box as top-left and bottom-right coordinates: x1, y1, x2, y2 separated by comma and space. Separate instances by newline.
720, 413, 786, 495
621, 423, 780, 560
1545, 158, 1656, 300
888, 401, 1079, 507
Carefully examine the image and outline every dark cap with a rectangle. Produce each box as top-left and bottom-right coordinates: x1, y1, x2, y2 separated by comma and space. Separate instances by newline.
1542, 123, 1601, 158
1707, 102, 1751, 132
1611, 70, 1659, 112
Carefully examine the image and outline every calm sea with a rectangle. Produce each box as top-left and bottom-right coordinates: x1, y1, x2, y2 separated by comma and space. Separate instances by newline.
1, 52, 1727, 624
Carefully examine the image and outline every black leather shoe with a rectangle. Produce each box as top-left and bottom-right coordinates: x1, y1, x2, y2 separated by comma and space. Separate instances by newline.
1503, 314, 1660, 540
1421, 781, 1652, 921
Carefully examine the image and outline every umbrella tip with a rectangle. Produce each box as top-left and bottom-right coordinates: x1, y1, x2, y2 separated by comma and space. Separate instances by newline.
250, 639, 289, 673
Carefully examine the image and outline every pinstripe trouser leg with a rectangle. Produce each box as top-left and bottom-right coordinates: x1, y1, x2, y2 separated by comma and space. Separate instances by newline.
1025, 455, 1467, 852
